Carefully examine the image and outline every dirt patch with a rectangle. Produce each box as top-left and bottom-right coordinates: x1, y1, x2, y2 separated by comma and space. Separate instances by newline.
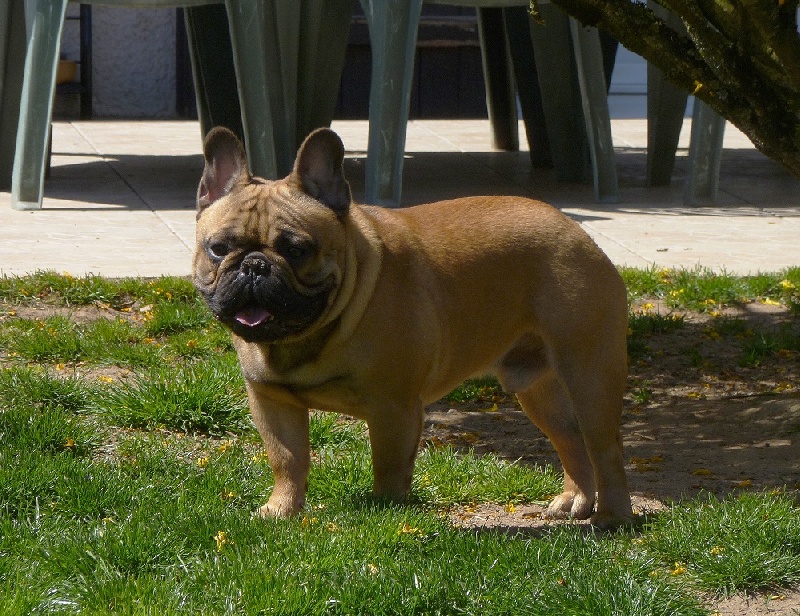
712, 591, 800, 616
422, 301, 799, 512
424, 396, 800, 518
421, 301, 799, 614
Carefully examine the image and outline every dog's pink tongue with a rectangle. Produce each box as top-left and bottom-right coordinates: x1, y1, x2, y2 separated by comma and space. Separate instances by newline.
235, 307, 271, 327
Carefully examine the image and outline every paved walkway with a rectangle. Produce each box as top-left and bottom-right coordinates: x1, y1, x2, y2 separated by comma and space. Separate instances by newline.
1, 117, 798, 278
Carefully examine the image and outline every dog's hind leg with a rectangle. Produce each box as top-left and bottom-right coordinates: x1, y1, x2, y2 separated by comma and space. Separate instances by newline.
552, 346, 633, 528
515, 369, 598, 520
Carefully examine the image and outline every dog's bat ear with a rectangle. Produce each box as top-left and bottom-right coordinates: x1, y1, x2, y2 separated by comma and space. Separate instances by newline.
197, 127, 250, 216
292, 128, 351, 218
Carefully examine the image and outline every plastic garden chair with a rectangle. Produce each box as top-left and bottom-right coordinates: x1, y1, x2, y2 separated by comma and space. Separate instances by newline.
646, 0, 725, 205
0, 0, 27, 191
358, 0, 619, 206
10, 0, 351, 210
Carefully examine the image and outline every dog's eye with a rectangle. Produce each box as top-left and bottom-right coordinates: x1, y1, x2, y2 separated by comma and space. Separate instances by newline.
276, 233, 315, 263
206, 240, 231, 261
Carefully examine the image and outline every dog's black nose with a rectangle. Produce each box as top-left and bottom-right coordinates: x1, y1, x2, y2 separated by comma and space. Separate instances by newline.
241, 252, 271, 278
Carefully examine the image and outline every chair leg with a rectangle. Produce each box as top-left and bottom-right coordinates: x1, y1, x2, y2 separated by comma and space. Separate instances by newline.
503, 5, 551, 167
0, 0, 27, 191
11, 0, 68, 210
569, 18, 618, 204
527, 3, 589, 184
646, 60, 688, 186
360, 0, 423, 206
295, 0, 352, 142
224, 0, 282, 180
184, 4, 243, 141
684, 100, 725, 205
476, 7, 519, 152
646, 0, 688, 187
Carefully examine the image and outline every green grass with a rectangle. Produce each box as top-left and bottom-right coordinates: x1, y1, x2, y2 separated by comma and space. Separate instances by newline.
1, 270, 799, 614
94, 356, 251, 435
621, 266, 800, 312
643, 493, 800, 594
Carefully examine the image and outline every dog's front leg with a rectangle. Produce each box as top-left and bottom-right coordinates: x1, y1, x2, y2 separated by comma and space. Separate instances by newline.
367, 404, 424, 503
246, 380, 310, 518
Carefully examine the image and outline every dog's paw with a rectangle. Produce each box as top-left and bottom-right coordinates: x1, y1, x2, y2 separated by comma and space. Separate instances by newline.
256, 496, 304, 519
590, 509, 633, 530
545, 491, 595, 520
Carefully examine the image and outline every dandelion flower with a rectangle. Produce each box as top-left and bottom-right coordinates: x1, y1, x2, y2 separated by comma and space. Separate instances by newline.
214, 530, 231, 552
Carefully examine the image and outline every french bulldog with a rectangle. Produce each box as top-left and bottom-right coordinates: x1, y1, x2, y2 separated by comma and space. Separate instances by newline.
193, 126, 633, 528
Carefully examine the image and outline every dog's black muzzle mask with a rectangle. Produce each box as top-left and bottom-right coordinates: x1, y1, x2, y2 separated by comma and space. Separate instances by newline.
202, 251, 330, 343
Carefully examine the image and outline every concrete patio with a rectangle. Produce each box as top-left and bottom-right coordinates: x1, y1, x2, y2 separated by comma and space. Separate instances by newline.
1, 116, 798, 278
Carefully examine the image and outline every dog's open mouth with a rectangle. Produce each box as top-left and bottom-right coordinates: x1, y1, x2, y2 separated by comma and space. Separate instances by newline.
234, 306, 274, 328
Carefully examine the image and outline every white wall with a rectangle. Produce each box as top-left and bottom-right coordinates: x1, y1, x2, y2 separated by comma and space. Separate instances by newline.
61, 5, 178, 118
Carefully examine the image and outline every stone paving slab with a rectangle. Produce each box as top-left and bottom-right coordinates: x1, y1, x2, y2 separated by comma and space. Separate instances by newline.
0, 118, 798, 278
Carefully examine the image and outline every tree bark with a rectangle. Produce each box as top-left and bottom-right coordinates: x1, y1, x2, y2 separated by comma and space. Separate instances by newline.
531, 0, 800, 177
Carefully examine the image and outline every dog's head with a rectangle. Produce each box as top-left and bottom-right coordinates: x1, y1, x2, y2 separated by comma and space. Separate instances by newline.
193, 127, 351, 344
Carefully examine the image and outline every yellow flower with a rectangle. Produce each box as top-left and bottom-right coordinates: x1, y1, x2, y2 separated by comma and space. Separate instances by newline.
710, 546, 725, 556
670, 562, 687, 575
64, 438, 75, 449
251, 450, 269, 463
301, 516, 318, 527
55, 363, 66, 371
214, 530, 232, 552
197, 457, 209, 468
398, 523, 423, 536
326, 522, 340, 532
367, 563, 379, 575
217, 441, 232, 453
221, 489, 236, 501
779, 279, 796, 291
505, 503, 516, 513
